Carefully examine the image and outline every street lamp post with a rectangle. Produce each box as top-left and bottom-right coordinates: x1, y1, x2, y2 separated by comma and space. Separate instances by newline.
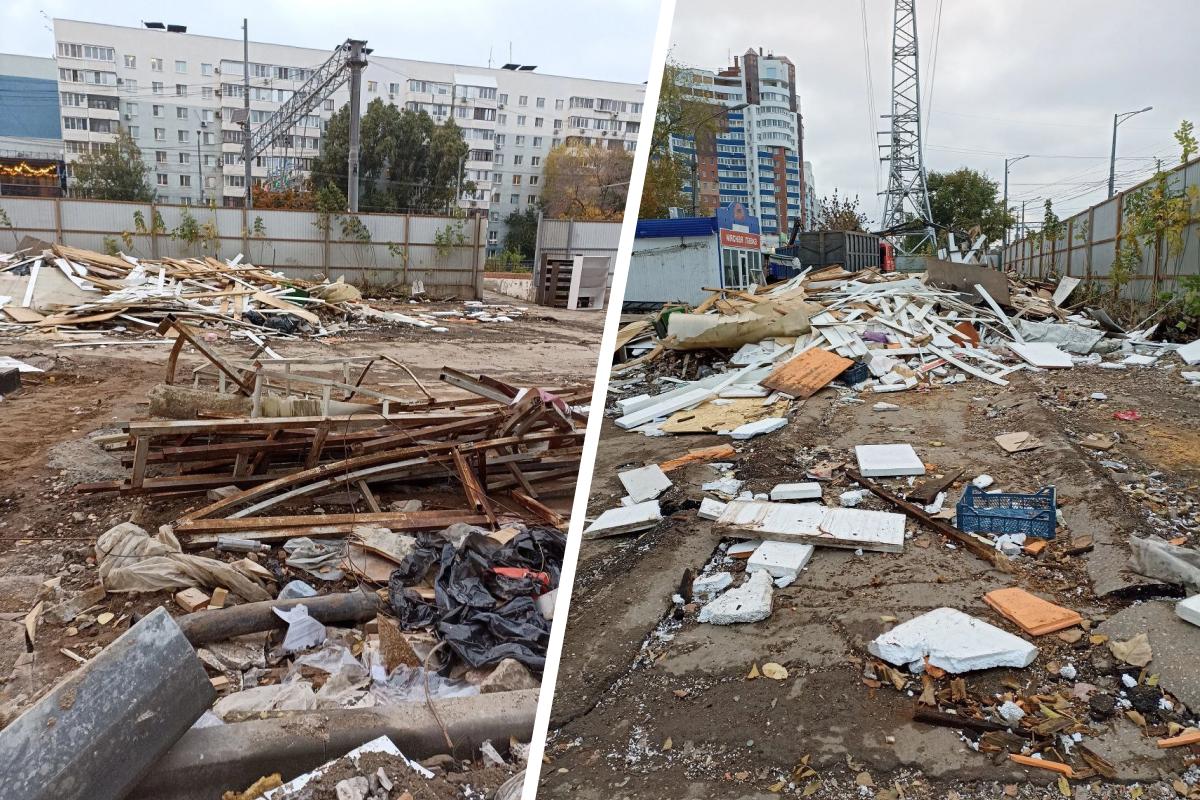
1001, 154, 1028, 270
1109, 106, 1153, 198
690, 101, 749, 217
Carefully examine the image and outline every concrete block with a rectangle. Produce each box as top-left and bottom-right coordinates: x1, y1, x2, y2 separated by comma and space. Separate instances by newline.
769, 482, 822, 501
727, 417, 788, 440
617, 464, 672, 503
582, 501, 661, 539
698, 571, 774, 625
1178, 595, 1200, 628
698, 497, 727, 521
746, 541, 814, 586
868, 607, 1038, 673
855, 443, 926, 477
692, 571, 733, 601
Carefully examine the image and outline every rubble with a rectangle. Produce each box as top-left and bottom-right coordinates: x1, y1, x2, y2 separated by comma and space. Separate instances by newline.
868, 607, 1039, 672
697, 570, 774, 625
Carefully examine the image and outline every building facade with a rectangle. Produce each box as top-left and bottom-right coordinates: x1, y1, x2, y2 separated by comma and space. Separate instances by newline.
50, 19, 643, 254
671, 48, 813, 248
0, 54, 65, 196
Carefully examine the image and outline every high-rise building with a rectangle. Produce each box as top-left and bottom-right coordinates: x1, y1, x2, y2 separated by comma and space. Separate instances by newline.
50, 19, 643, 253
671, 48, 812, 247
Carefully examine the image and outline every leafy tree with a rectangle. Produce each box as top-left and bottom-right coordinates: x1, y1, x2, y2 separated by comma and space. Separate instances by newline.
540, 144, 633, 220
639, 58, 725, 219
814, 190, 870, 232
503, 206, 540, 259
1041, 199, 1064, 242
252, 183, 316, 210
926, 168, 1014, 247
1175, 119, 1197, 165
310, 99, 471, 213
72, 128, 154, 201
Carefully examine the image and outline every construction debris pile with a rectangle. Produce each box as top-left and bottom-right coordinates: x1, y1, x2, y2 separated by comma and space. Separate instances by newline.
0, 242, 529, 344
588, 264, 1200, 789
0, 319, 580, 798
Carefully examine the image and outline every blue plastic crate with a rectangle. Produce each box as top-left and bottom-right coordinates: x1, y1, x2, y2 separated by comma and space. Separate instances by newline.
956, 485, 1057, 540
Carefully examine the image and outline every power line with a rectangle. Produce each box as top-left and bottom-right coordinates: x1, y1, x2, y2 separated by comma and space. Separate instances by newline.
923, 0, 944, 137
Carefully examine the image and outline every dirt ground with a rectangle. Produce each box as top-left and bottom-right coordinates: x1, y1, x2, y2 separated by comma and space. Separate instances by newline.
0, 292, 603, 727
540, 362, 1200, 800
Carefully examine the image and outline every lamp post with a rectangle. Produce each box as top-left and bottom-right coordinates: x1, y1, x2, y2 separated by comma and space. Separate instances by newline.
1001, 154, 1028, 270
1108, 106, 1152, 198
690, 101, 749, 217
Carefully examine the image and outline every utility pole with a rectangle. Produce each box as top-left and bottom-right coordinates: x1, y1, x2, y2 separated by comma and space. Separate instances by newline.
346, 39, 367, 213
1109, 105, 1153, 198
196, 133, 202, 204
242, 18, 253, 209
879, 0, 936, 255
1001, 154, 1028, 270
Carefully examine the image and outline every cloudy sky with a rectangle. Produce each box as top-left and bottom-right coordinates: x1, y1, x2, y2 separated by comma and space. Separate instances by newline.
670, 0, 1200, 229
0, 0, 659, 83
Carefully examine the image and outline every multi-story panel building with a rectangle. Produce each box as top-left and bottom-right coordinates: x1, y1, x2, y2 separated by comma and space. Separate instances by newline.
51, 19, 643, 253
672, 48, 813, 247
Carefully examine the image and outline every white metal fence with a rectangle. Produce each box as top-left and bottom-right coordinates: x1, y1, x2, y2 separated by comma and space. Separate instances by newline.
1002, 156, 1200, 302
0, 196, 487, 298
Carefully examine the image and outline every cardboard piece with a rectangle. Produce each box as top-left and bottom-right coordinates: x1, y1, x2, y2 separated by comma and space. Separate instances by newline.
994, 432, 1043, 454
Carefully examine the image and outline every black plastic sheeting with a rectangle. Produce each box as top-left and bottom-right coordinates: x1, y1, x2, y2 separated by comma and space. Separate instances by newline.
387, 527, 564, 672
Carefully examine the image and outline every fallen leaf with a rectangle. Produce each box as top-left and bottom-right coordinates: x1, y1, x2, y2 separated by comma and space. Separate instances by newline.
1058, 774, 1072, 797
880, 615, 898, 623
1108, 633, 1153, 667
918, 675, 936, 706
733, 771, 749, 781
1057, 629, 1084, 644
802, 782, 820, 797
856, 771, 874, 787
768, 780, 785, 793
1089, 634, 1108, 645
1004, 785, 1019, 797
662, 737, 672, 751
762, 662, 789, 680
1125, 709, 1147, 728
673, 689, 689, 699
747, 663, 761, 680
875, 789, 899, 800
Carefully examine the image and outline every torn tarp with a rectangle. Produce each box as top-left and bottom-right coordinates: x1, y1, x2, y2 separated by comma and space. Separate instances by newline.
386, 527, 564, 671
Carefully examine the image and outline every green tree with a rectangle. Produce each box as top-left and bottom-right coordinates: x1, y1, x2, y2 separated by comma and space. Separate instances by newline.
814, 190, 870, 232
541, 144, 633, 220
310, 99, 471, 213
503, 206, 540, 260
926, 168, 1014, 248
72, 128, 154, 201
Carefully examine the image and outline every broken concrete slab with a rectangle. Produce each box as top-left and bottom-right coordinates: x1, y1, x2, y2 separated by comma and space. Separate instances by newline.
868, 607, 1038, 673
726, 417, 788, 440
1177, 595, 1200, 628
769, 482, 822, 501
982, 587, 1082, 635
715, 500, 905, 553
582, 501, 662, 539
692, 571, 733, 601
854, 444, 926, 478
746, 541, 814, 585
1097, 601, 1200, 710
698, 571, 774, 625
617, 464, 672, 503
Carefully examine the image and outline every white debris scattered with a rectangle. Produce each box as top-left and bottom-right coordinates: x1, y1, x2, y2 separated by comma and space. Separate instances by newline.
617, 464, 672, 503
855, 444, 926, 477
1121, 673, 1138, 689
702, 477, 744, 497
1059, 663, 1078, 680
769, 482, 822, 501
697, 497, 728, 521
1090, 392, 1108, 400
698, 570, 774, 625
972, 474, 995, 490
727, 417, 789, 440
746, 540, 815, 588
582, 501, 662, 538
873, 401, 900, 412
691, 571, 733, 602
868, 607, 1038, 673
1177, 594, 1200, 627
839, 489, 865, 508
997, 701, 1026, 725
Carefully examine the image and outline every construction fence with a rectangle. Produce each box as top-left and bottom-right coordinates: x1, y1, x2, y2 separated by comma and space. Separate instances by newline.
0, 195, 487, 298
1001, 155, 1200, 302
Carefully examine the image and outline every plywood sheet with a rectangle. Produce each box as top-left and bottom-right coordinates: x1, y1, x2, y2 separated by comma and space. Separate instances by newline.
759, 348, 853, 398
660, 398, 787, 434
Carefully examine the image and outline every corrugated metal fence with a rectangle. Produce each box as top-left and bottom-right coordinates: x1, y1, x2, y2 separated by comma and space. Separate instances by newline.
1002, 156, 1200, 301
0, 196, 486, 298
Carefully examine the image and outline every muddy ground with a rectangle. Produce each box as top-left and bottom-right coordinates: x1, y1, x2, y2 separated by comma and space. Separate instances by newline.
0, 293, 603, 732
541, 362, 1200, 800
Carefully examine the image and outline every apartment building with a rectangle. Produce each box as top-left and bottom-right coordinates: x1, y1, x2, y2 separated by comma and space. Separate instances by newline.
672, 48, 812, 247
51, 19, 644, 253
0, 54, 65, 196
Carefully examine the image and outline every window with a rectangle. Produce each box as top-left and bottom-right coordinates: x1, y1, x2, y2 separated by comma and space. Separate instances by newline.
205, 176, 216, 188
154, 128, 165, 141
515, 135, 525, 146
151, 58, 163, 72
367, 80, 377, 92
497, 113, 507, 125
175, 84, 186, 97
57, 43, 115, 61
61, 92, 85, 107
225, 175, 246, 187
517, 115, 526, 126
512, 175, 522, 185
178, 152, 190, 164
156, 150, 167, 163
534, 117, 543, 128
62, 116, 88, 130
513, 155, 523, 165
531, 156, 541, 166
493, 172, 503, 183
388, 82, 400, 95
176, 107, 188, 119
494, 154, 505, 166
89, 119, 116, 133
125, 79, 137, 91
179, 175, 191, 187
201, 63, 213, 76
488, 230, 498, 243
157, 173, 168, 186
536, 97, 545, 108
555, 99, 564, 110
203, 132, 215, 145
509, 193, 519, 204
518, 95, 528, 106
126, 102, 138, 116
152, 105, 163, 117
532, 136, 542, 148
124, 55, 136, 69
498, 93, 508, 104
202, 87, 213, 99
252, 64, 269, 78
324, 99, 334, 111
495, 134, 505, 145
152, 82, 163, 94
553, 119, 562, 129
529, 175, 539, 186
528, 194, 537, 204
175, 60, 187, 73
552, 138, 562, 147
128, 125, 139, 137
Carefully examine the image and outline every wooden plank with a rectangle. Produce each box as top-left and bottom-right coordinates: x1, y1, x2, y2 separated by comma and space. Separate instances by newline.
177, 510, 490, 534
759, 347, 853, 398
974, 283, 1025, 343
181, 511, 491, 547
355, 480, 382, 513
130, 436, 150, 490
451, 447, 497, 528
509, 489, 567, 530
659, 444, 737, 473
251, 291, 321, 325
2, 305, 44, 323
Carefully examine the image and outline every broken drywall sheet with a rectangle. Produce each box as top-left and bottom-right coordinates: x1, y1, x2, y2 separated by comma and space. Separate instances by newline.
868, 607, 1039, 673
617, 464, 672, 503
583, 501, 662, 539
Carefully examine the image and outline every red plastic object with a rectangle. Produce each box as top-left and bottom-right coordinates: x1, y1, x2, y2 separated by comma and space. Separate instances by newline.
493, 566, 550, 591
1113, 410, 1141, 421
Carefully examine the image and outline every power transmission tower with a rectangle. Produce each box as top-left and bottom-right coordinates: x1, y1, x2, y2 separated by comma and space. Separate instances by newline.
878, 0, 935, 255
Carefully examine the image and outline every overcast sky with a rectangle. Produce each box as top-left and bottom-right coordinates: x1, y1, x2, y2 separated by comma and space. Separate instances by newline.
670, 0, 1200, 229
0, 0, 658, 83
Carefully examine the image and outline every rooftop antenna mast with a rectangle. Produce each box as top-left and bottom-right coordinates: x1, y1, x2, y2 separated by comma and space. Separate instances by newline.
878, 0, 936, 255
